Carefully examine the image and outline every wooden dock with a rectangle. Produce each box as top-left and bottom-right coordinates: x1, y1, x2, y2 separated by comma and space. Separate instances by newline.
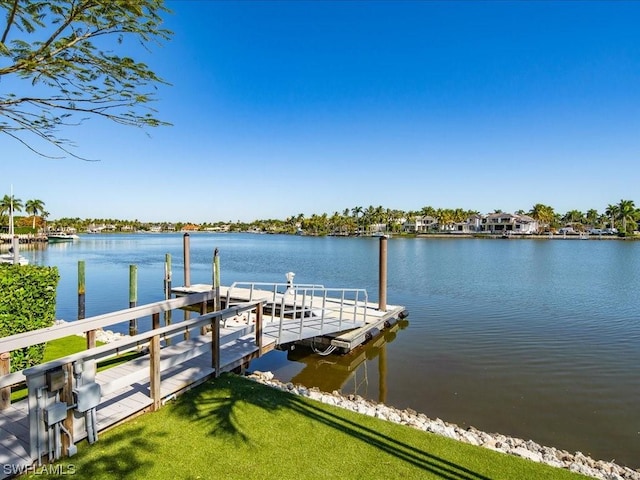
1, 280, 406, 477
173, 283, 408, 354
0, 234, 406, 476
0, 292, 272, 478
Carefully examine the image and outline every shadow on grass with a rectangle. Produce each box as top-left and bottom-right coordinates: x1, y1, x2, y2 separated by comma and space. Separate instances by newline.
171, 374, 493, 480
35, 426, 165, 480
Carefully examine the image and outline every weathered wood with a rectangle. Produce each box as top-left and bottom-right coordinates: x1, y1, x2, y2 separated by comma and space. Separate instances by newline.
152, 312, 160, 330
183, 309, 190, 341
149, 335, 161, 411
61, 363, 74, 456
199, 301, 208, 336
212, 316, 220, 377
77, 260, 86, 321
255, 303, 263, 355
0, 291, 217, 354
213, 248, 221, 311
86, 330, 96, 350
164, 254, 172, 345
183, 233, 191, 287
0, 353, 10, 410
129, 265, 138, 336
378, 236, 388, 312
15, 302, 260, 384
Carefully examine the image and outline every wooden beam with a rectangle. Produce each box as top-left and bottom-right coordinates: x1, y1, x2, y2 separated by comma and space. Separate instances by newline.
212, 316, 220, 377
0, 352, 10, 410
255, 303, 263, 355
149, 334, 161, 411
61, 363, 74, 456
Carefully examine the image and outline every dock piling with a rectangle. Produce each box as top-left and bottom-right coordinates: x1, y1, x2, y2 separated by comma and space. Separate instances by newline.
129, 265, 138, 336
213, 248, 221, 311
0, 352, 10, 410
164, 254, 172, 345
183, 233, 191, 287
378, 236, 388, 312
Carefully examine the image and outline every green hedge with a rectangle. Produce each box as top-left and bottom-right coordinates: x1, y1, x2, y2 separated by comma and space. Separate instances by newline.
0, 264, 59, 372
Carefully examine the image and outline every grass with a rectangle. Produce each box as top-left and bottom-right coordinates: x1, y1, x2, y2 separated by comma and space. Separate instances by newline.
10, 335, 143, 402
25, 373, 592, 480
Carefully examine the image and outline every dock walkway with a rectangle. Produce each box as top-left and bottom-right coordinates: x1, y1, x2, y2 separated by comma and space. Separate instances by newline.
0, 314, 273, 478
1, 283, 406, 477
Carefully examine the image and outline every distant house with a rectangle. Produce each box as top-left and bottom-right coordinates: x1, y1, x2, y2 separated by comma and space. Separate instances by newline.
480, 213, 538, 235
403, 215, 437, 233
451, 214, 483, 234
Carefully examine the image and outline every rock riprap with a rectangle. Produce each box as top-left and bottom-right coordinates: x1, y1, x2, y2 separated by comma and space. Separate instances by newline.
246, 370, 639, 480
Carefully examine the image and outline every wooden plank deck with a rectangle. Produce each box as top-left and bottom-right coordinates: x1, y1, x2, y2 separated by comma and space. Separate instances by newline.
0, 325, 276, 478
1, 284, 406, 476
173, 283, 406, 351
0, 401, 30, 477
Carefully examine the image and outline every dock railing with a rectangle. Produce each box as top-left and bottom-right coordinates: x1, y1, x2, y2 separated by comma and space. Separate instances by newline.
226, 282, 368, 343
0, 293, 267, 464
0, 291, 265, 411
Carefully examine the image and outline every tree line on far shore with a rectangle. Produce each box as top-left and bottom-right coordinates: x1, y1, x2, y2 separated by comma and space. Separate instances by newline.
2, 194, 638, 237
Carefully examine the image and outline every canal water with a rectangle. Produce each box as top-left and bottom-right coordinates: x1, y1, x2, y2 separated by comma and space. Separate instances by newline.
20, 233, 640, 468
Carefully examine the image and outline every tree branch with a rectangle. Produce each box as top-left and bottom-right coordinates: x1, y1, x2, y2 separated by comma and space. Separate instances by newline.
0, 0, 19, 44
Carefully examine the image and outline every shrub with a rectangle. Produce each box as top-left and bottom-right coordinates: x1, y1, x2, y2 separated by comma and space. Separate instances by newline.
0, 264, 59, 372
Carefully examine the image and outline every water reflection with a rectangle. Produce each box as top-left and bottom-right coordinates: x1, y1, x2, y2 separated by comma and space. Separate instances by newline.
283, 319, 409, 404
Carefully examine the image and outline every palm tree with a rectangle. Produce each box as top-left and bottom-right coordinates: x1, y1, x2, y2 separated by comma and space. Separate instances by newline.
41, 211, 50, 233
351, 206, 363, 234
605, 204, 619, 230
585, 209, 599, 227
25, 199, 45, 230
529, 204, 555, 232
562, 210, 584, 227
617, 199, 636, 234
0, 194, 23, 228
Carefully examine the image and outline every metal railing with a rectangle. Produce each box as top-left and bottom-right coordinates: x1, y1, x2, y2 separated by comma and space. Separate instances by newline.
226, 282, 368, 344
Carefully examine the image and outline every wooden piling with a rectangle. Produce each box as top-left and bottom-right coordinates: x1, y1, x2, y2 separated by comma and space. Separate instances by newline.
378, 236, 388, 312
149, 334, 161, 411
183, 233, 191, 287
200, 300, 208, 336
78, 260, 86, 320
164, 254, 172, 345
255, 303, 263, 355
0, 352, 10, 410
212, 315, 220, 377
182, 234, 192, 341
213, 248, 221, 311
129, 265, 138, 336
61, 363, 74, 456
78, 261, 96, 349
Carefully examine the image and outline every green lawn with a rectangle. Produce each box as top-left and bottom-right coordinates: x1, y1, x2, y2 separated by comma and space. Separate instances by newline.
26, 373, 592, 480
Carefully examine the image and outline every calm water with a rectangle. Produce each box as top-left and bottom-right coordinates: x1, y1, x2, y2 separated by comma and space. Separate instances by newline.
20, 233, 640, 468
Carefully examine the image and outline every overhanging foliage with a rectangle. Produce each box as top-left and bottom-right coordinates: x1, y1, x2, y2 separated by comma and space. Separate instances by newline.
0, 0, 172, 159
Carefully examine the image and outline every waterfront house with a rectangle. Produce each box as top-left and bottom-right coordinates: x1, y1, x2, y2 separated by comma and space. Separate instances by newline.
480, 213, 538, 235
403, 215, 437, 233
451, 214, 484, 234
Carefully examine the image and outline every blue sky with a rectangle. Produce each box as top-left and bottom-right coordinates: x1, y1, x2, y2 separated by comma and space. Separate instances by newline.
4, 1, 640, 223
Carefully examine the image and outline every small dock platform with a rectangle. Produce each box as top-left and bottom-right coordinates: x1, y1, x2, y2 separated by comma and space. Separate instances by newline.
172, 282, 407, 354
